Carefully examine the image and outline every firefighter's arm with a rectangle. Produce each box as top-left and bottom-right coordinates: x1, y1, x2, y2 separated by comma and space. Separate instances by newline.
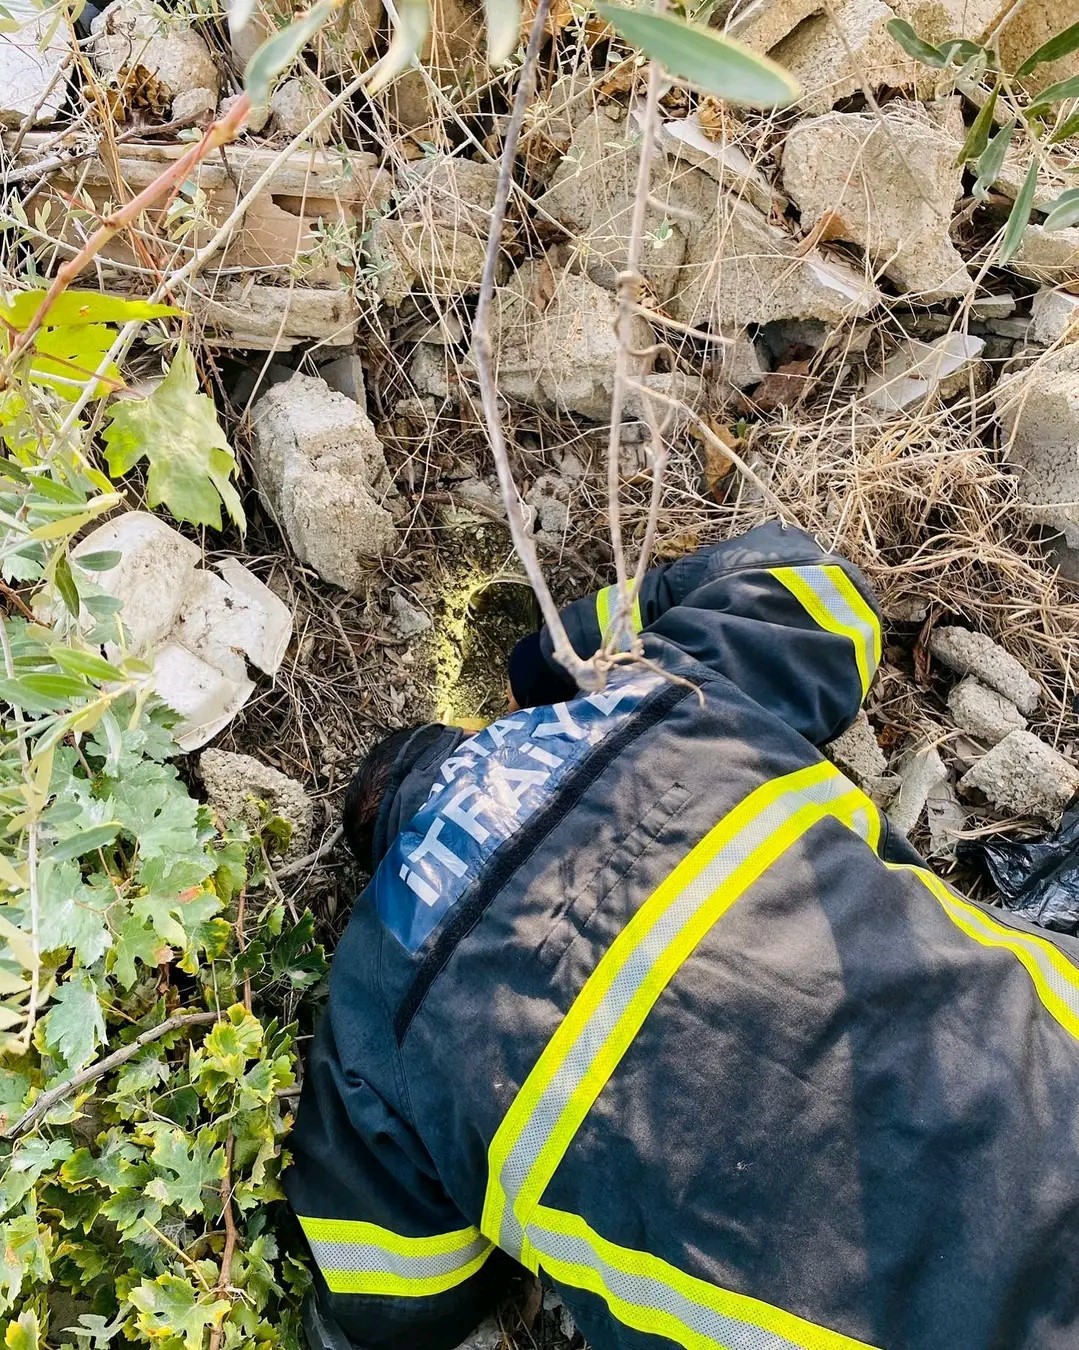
285, 926, 511, 1350
515, 522, 882, 745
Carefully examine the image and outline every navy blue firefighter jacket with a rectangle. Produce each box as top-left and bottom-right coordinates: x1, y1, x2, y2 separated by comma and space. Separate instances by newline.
285, 522, 1079, 1350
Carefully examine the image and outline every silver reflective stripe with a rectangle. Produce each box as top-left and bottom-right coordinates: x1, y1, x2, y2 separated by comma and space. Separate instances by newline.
305, 1231, 491, 1278
492, 770, 872, 1256
774, 566, 878, 694
529, 1216, 810, 1350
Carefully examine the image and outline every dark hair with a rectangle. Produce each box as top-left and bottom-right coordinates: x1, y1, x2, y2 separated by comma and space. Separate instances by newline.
342, 726, 425, 872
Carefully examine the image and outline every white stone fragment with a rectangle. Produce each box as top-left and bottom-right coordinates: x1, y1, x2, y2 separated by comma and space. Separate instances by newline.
996, 347, 1079, 546
723, 0, 823, 52
1031, 289, 1079, 346
1, 0, 72, 127
866, 333, 984, 411
1008, 225, 1079, 285
270, 76, 333, 142
71, 512, 293, 751
199, 749, 313, 858
947, 677, 1027, 746
889, 739, 949, 837
928, 625, 1040, 716
959, 730, 1079, 823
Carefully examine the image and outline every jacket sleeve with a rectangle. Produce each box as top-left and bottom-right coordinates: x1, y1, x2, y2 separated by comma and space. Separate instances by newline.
284, 916, 511, 1350
532, 521, 882, 746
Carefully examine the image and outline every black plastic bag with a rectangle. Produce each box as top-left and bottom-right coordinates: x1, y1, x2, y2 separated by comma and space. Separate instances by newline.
959, 799, 1079, 935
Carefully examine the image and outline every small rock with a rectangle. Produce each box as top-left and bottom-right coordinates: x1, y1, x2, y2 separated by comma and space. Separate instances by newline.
970, 292, 1017, 320
1009, 224, 1079, 285
770, 0, 927, 115
369, 218, 489, 305
926, 771, 966, 859
527, 474, 571, 538
199, 750, 313, 858
220, 91, 271, 134
996, 346, 1079, 546
783, 105, 972, 301
451, 1320, 503, 1350
999, 0, 1079, 95
889, 738, 949, 837
171, 86, 216, 123
250, 373, 397, 590
389, 591, 433, 641
318, 353, 367, 406
91, 0, 220, 103
229, 0, 380, 75
1, 0, 72, 126
825, 711, 898, 807
891, 0, 1001, 46
270, 76, 333, 141
400, 156, 501, 234
947, 677, 1027, 746
1031, 289, 1079, 346
983, 318, 1032, 340
959, 730, 1079, 823
866, 333, 984, 411
723, 0, 823, 51
929, 626, 1040, 716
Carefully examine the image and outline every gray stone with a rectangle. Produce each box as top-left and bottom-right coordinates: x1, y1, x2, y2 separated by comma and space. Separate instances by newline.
947, 677, 1027, 745
865, 333, 984, 411
928, 625, 1040, 715
996, 347, 1079, 546
970, 292, 1017, 319
369, 217, 489, 305
200, 750, 313, 858
783, 106, 972, 302
959, 730, 1079, 822
171, 86, 216, 124
1, 0, 72, 126
984, 318, 1033, 339
250, 373, 397, 590
926, 772, 966, 859
825, 709, 886, 783
319, 353, 367, 405
91, 0, 220, 102
722, 0, 823, 51
270, 76, 333, 142
888, 739, 949, 837
1009, 225, 1079, 285
451, 1320, 503, 1350
389, 591, 433, 641
527, 474, 571, 538
1031, 289, 1079, 346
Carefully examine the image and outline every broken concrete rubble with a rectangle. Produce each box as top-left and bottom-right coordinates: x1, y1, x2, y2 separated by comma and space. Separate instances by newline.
91, 0, 220, 104
866, 333, 985, 411
229, 0, 380, 76
250, 374, 397, 590
171, 87, 217, 124
188, 285, 362, 351
959, 729, 1079, 823
947, 677, 1027, 746
783, 107, 973, 302
476, 265, 653, 422
929, 625, 1040, 716
1031, 290, 1079, 347
369, 218, 490, 305
270, 76, 334, 141
71, 513, 292, 751
1008, 225, 1079, 285
825, 709, 898, 805
996, 347, 1079, 547
389, 592, 434, 641
769, 0, 927, 116
723, 0, 823, 52
199, 750, 313, 859
889, 738, 950, 837
999, 0, 1079, 95
891, 0, 1001, 45
1, 0, 72, 127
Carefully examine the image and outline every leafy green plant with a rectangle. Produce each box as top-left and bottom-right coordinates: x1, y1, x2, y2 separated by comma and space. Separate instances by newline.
0, 286, 325, 1345
886, 15, 1079, 262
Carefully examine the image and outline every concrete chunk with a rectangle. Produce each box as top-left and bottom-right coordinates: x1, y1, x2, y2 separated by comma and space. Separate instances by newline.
250, 373, 397, 590
999, 0, 1079, 95
200, 750, 313, 859
1, 0, 72, 126
947, 677, 1027, 745
783, 107, 973, 302
824, 710, 898, 806
929, 625, 1040, 715
723, 0, 823, 51
1009, 225, 1079, 285
866, 333, 984, 410
996, 347, 1079, 547
889, 739, 949, 836
959, 730, 1079, 822
1031, 289, 1079, 346
91, 0, 221, 103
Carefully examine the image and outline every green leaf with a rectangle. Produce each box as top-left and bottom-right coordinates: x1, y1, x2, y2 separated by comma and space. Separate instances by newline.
939, 37, 986, 67
4, 1309, 39, 1350
37, 859, 113, 962
44, 824, 122, 866
53, 551, 80, 620
956, 84, 999, 165
885, 17, 946, 66
101, 344, 245, 532
974, 121, 1015, 199
74, 550, 122, 572
596, 5, 799, 104
50, 647, 120, 682
1016, 19, 1079, 78
366, 0, 431, 94
0, 290, 176, 332
0, 673, 90, 712
129, 1274, 230, 1350
0, 1216, 50, 1311
25, 324, 119, 401
146, 1126, 226, 1216
1028, 73, 1079, 111
485, 0, 519, 63
1000, 158, 1039, 263
41, 975, 105, 1071
244, 0, 340, 107
1043, 187, 1079, 230
1049, 107, 1079, 143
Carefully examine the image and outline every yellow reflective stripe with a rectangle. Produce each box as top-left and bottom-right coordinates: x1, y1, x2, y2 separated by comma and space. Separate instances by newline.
482, 762, 871, 1254
596, 583, 645, 649
531, 1204, 879, 1350
298, 1216, 493, 1298
769, 565, 880, 698
892, 864, 1079, 1043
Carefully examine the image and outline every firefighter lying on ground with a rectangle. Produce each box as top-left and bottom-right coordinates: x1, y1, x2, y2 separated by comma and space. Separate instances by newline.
285, 521, 1079, 1350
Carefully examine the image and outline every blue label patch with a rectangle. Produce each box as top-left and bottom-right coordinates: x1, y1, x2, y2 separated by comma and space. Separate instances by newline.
372, 673, 660, 952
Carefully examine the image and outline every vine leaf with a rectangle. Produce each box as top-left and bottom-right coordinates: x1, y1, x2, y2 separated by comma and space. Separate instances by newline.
101, 344, 245, 533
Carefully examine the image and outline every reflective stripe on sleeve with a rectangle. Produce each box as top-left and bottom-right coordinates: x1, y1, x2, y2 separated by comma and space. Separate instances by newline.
596, 583, 644, 652
893, 863, 1079, 1043
482, 761, 879, 1264
768, 565, 881, 698
529, 1204, 879, 1350
297, 1216, 494, 1297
